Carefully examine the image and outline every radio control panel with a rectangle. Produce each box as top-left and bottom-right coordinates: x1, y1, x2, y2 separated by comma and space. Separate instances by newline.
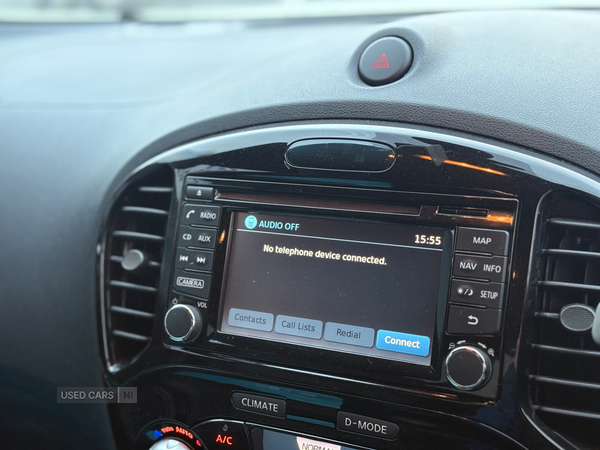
163, 176, 515, 400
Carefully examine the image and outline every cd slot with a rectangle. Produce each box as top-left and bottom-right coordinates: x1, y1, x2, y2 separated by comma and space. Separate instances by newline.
214, 191, 421, 217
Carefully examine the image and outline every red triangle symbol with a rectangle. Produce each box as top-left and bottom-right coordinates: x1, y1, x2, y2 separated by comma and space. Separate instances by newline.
371, 53, 389, 69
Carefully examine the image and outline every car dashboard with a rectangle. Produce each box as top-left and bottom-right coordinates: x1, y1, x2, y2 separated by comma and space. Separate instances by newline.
1, 8, 600, 450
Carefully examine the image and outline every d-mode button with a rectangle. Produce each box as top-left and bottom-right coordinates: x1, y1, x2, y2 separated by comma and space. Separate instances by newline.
337, 412, 400, 440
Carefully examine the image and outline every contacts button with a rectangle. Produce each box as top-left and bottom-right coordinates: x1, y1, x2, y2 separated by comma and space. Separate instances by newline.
228, 308, 274, 332
376, 330, 430, 357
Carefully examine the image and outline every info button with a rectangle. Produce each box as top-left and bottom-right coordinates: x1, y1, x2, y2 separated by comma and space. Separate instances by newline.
376, 330, 430, 357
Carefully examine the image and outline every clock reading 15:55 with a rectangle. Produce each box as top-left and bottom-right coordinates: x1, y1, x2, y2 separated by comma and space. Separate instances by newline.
414, 234, 442, 246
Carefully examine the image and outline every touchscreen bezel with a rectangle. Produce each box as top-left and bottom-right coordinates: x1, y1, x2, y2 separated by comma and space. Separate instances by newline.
210, 205, 455, 381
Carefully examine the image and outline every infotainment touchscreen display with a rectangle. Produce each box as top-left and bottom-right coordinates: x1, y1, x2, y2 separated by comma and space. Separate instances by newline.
219, 211, 450, 366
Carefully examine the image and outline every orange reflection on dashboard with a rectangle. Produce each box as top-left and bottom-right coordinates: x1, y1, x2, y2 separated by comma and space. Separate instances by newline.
413, 154, 507, 176
486, 212, 514, 225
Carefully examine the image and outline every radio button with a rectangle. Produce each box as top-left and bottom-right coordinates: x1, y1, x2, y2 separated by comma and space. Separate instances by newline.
453, 254, 507, 283
450, 279, 505, 309
175, 248, 214, 272
232, 392, 286, 418
181, 204, 221, 227
173, 269, 211, 299
456, 227, 509, 255
185, 185, 214, 201
446, 305, 502, 335
178, 226, 218, 250
336, 412, 400, 440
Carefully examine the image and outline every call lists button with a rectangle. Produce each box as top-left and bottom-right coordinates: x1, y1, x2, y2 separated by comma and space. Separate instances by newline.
275, 315, 323, 340
376, 330, 430, 357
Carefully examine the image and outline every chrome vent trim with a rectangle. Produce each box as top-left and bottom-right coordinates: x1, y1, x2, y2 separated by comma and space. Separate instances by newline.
101, 167, 174, 371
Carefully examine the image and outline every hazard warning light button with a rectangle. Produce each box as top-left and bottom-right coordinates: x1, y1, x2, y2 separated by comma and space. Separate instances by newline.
358, 36, 413, 86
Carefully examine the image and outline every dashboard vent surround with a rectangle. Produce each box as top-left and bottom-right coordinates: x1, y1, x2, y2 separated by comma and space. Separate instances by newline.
530, 193, 600, 448
102, 167, 174, 370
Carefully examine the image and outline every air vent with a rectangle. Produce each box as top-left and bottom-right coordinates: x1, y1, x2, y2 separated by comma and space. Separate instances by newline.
102, 167, 174, 370
529, 193, 600, 449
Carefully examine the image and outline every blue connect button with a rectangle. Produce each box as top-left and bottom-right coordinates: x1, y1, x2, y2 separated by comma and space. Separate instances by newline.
376, 330, 431, 357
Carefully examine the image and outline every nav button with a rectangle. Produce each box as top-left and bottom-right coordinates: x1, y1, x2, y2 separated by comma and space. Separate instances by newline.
337, 412, 400, 440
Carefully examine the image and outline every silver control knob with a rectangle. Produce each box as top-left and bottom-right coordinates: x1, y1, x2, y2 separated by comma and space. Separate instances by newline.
164, 304, 203, 342
445, 346, 492, 391
149, 438, 193, 450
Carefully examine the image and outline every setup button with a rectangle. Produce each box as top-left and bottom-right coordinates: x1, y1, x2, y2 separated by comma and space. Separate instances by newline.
376, 330, 430, 357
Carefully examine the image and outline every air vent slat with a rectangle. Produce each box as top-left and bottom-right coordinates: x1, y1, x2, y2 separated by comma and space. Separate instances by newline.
538, 280, 600, 292
110, 255, 161, 268
533, 405, 600, 421
138, 186, 173, 194
112, 230, 165, 242
543, 249, 600, 259
532, 343, 600, 358
547, 218, 600, 230
112, 330, 151, 342
109, 280, 158, 294
529, 196, 600, 448
534, 311, 560, 320
530, 375, 600, 390
110, 305, 156, 319
121, 206, 169, 216
102, 167, 173, 370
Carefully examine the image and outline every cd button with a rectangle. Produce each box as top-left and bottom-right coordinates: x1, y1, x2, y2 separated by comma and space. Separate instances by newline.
446, 305, 502, 335
453, 254, 507, 283
178, 226, 218, 249
456, 227, 509, 255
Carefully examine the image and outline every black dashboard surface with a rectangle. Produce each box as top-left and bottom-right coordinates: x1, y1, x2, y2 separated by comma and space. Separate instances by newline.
1, 9, 600, 450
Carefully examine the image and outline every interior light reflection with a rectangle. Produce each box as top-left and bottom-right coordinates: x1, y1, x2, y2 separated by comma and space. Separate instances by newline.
414, 154, 507, 176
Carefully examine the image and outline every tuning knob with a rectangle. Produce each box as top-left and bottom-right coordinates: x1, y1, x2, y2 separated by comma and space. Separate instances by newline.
445, 346, 492, 391
164, 304, 203, 342
149, 438, 192, 450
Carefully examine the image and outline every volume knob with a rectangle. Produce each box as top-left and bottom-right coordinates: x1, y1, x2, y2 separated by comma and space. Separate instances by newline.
445, 346, 492, 391
164, 304, 203, 342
